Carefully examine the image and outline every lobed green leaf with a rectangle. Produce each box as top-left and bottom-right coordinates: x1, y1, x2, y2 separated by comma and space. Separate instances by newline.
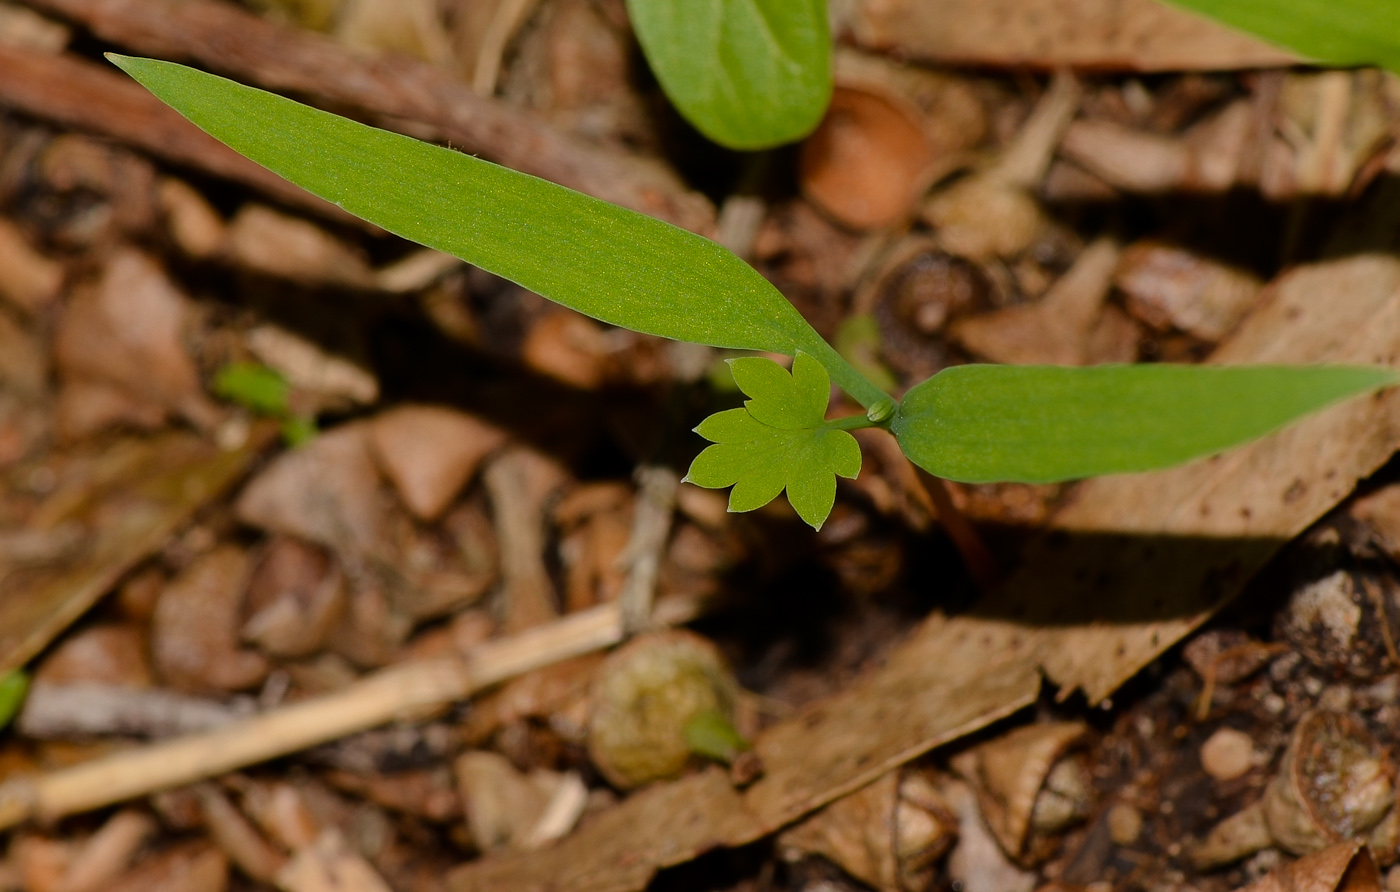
1165, 0, 1400, 72
893, 364, 1398, 484
686, 354, 861, 529
627, 0, 832, 150
108, 56, 887, 410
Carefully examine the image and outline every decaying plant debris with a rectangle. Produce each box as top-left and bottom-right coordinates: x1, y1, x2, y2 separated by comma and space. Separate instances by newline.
3, 2, 1400, 892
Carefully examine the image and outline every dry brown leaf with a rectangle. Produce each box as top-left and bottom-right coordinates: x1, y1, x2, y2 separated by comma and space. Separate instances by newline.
1233, 840, 1380, 892
0, 428, 271, 674
32, 624, 151, 688
368, 405, 508, 522
841, 0, 1295, 71
951, 239, 1127, 365
778, 770, 955, 892
0, 218, 62, 315
53, 249, 218, 433
448, 638, 1040, 892
152, 545, 270, 693
235, 422, 386, 558
950, 723, 1089, 863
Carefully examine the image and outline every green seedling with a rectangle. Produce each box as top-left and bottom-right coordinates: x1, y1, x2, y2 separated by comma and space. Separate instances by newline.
110, 56, 1398, 530
213, 361, 318, 446
626, 0, 832, 149
0, 670, 29, 731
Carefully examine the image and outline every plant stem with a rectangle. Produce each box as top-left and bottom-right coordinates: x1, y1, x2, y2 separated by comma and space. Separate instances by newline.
912, 468, 1001, 593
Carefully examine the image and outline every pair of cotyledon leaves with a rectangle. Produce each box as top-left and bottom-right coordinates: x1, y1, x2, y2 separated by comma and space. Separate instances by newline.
110, 50, 1397, 531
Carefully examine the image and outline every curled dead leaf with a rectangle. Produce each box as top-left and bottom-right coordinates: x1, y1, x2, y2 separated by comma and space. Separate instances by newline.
779, 769, 956, 892
950, 722, 1092, 864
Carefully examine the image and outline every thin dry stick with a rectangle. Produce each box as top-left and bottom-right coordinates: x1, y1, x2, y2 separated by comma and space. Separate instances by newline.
992, 69, 1083, 188
617, 466, 680, 633
0, 593, 709, 830
471, 0, 539, 98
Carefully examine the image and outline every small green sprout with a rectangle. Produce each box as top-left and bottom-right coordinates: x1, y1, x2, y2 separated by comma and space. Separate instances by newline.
213, 361, 318, 446
683, 708, 751, 765
109, 56, 1400, 531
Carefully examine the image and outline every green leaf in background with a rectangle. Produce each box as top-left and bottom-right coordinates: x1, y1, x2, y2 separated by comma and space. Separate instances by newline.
1164, 0, 1400, 72
214, 362, 291, 416
108, 56, 887, 411
0, 670, 29, 731
893, 364, 1399, 484
626, 0, 832, 150
685, 354, 861, 529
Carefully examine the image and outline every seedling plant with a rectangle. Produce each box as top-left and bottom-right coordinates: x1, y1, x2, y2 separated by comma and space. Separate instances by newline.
109, 56, 1398, 531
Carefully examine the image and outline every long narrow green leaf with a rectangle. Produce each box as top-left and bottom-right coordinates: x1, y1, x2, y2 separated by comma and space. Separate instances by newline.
893, 364, 1398, 484
108, 56, 886, 410
1164, 0, 1400, 72
626, 0, 832, 150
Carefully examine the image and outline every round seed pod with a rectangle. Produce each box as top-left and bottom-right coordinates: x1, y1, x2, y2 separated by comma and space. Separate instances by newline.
586, 631, 739, 790
1263, 710, 1395, 856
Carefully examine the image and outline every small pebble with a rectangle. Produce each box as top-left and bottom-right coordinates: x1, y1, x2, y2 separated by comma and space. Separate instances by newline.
1263, 693, 1287, 714
1107, 803, 1143, 845
1200, 728, 1256, 781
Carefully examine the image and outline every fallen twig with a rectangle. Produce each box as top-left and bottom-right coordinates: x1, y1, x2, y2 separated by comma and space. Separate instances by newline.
0, 45, 355, 224
0, 593, 709, 830
21, 0, 715, 232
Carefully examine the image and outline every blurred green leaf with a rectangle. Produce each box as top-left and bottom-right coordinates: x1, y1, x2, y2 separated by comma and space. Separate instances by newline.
1166, 0, 1400, 72
685, 354, 861, 529
0, 670, 29, 731
214, 362, 290, 416
279, 415, 319, 447
626, 0, 832, 150
894, 364, 1399, 483
108, 56, 887, 411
